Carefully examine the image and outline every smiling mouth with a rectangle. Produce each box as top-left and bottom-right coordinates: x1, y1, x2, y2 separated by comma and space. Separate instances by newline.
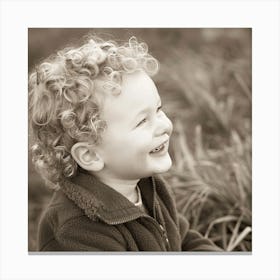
150, 140, 168, 154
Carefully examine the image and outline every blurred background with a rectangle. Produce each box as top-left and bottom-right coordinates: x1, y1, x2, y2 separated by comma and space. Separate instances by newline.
28, 28, 252, 251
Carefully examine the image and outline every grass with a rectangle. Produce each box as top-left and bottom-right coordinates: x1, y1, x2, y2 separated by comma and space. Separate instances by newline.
158, 29, 252, 251
164, 121, 251, 251
28, 28, 251, 251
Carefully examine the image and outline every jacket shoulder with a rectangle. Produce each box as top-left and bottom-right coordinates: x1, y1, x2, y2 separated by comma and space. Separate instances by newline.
42, 190, 87, 229
37, 190, 88, 250
38, 191, 127, 251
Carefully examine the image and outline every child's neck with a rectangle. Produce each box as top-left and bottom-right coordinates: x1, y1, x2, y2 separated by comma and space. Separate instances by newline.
94, 175, 140, 204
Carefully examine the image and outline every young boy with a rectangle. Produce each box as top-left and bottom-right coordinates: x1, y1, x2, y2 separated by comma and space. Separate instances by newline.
29, 35, 221, 251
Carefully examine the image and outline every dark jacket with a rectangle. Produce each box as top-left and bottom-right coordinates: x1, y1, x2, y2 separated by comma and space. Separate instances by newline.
37, 172, 222, 251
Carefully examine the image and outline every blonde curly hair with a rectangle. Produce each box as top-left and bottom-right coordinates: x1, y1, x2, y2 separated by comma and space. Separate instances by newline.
29, 35, 159, 189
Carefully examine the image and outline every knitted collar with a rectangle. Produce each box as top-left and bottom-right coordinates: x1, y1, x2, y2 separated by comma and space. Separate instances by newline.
59, 171, 159, 225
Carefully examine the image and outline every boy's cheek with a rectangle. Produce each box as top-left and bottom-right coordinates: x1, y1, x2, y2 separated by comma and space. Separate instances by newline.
102, 129, 153, 160
131, 131, 154, 146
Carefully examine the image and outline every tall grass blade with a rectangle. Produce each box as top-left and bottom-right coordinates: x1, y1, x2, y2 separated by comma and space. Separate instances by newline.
227, 226, 252, 251
205, 215, 238, 238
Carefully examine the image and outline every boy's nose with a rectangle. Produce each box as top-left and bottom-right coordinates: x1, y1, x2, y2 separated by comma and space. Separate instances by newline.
154, 114, 173, 137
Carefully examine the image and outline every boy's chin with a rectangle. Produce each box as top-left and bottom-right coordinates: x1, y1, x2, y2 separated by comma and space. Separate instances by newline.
150, 155, 172, 175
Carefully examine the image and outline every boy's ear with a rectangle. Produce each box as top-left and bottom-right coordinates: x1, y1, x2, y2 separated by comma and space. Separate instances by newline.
71, 142, 104, 172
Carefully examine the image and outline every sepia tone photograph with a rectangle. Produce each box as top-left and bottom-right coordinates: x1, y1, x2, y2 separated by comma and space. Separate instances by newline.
28, 28, 252, 252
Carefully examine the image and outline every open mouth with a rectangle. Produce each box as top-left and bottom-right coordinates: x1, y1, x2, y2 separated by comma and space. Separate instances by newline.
150, 141, 168, 154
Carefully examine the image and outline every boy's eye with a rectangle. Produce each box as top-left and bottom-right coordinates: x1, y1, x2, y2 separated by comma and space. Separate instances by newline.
157, 105, 162, 112
136, 118, 147, 127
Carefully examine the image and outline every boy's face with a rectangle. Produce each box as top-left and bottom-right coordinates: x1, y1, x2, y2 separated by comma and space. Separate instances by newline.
95, 70, 173, 181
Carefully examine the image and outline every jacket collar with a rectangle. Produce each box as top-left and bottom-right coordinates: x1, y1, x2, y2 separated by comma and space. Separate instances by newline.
59, 171, 158, 225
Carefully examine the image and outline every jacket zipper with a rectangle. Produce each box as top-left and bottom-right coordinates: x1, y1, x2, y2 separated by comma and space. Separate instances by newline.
140, 214, 170, 250
96, 211, 170, 250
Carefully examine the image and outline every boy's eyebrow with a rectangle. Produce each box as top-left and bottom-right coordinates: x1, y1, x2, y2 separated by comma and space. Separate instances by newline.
133, 98, 162, 120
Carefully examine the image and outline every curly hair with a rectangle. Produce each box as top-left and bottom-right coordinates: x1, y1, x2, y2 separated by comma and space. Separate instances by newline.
28, 36, 159, 189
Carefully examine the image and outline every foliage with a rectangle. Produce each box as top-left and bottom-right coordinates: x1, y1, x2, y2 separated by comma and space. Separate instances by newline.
160, 29, 251, 251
